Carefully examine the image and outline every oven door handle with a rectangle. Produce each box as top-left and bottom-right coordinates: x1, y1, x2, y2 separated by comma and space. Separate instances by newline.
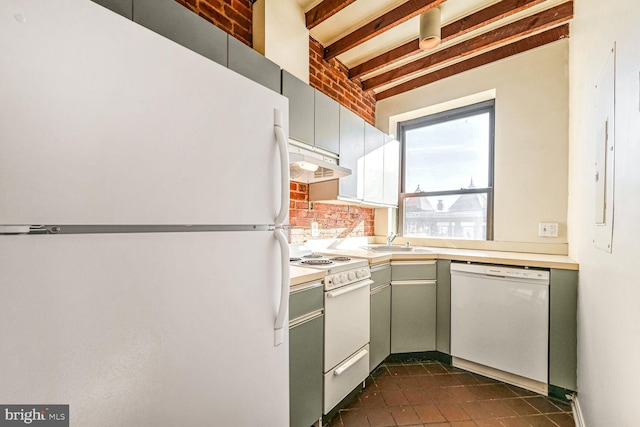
334, 347, 369, 376
326, 279, 373, 298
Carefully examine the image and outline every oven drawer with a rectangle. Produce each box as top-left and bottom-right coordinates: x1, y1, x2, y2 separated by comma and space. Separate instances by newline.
324, 279, 371, 371
323, 345, 369, 414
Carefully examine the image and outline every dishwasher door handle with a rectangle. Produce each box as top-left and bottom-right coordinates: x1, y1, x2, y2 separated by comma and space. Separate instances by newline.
326, 279, 373, 298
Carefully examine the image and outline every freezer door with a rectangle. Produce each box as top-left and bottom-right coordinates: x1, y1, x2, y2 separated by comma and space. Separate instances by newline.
0, 0, 289, 226
0, 231, 289, 426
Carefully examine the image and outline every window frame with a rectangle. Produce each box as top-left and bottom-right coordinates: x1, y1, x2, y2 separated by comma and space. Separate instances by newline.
397, 100, 496, 240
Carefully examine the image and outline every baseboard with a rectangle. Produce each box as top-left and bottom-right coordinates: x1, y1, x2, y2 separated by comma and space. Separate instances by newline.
386, 351, 452, 365
569, 393, 585, 427
452, 357, 548, 396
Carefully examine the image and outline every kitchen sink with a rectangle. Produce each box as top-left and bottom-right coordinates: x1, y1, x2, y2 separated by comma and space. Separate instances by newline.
362, 245, 428, 252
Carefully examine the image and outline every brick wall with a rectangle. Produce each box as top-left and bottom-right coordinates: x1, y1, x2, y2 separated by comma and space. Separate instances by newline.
309, 37, 376, 125
175, 0, 253, 46
289, 183, 375, 244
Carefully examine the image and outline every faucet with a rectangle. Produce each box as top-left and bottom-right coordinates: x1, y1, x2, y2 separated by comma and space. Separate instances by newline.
387, 232, 398, 246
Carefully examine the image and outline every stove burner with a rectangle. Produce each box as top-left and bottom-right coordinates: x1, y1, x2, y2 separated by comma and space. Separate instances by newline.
289, 257, 302, 262
301, 259, 334, 266
303, 254, 324, 259
330, 257, 351, 262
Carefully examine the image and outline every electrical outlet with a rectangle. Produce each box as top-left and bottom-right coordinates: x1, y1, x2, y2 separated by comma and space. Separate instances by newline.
539, 222, 558, 237
311, 222, 319, 237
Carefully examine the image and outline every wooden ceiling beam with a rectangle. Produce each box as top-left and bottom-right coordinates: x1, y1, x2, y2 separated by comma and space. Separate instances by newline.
349, 0, 547, 80
362, 1, 573, 91
323, 0, 446, 60
375, 24, 570, 100
306, 0, 358, 30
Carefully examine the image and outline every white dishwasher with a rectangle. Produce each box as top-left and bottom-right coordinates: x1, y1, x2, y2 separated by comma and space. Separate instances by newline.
450, 263, 550, 392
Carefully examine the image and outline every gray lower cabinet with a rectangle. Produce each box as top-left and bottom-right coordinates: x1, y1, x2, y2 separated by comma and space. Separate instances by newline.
133, 0, 228, 66
91, 0, 132, 19
369, 263, 391, 372
549, 269, 578, 392
436, 260, 451, 354
289, 282, 324, 427
228, 36, 281, 93
391, 261, 437, 353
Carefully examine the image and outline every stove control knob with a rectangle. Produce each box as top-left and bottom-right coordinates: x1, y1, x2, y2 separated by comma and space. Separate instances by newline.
331, 275, 340, 285
340, 273, 348, 283
347, 271, 356, 281
356, 270, 365, 279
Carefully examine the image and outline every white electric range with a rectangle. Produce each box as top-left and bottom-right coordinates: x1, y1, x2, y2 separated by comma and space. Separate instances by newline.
289, 244, 372, 414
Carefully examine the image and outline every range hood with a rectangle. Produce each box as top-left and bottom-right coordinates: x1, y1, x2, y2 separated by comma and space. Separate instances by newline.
289, 141, 351, 184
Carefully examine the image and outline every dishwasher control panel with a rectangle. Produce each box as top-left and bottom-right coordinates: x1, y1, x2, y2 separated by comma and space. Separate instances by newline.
451, 263, 550, 282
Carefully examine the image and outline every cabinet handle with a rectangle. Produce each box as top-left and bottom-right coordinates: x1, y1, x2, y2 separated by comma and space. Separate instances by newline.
370, 283, 390, 295
391, 280, 436, 286
334, 348, 368, 376
289, 309, 324, 328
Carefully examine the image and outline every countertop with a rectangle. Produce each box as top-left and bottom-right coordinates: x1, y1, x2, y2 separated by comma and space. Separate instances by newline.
316, 247, 579, 270
290, 265, 325, 286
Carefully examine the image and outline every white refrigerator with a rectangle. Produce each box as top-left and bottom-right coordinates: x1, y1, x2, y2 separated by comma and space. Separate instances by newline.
0, 1, 290, 425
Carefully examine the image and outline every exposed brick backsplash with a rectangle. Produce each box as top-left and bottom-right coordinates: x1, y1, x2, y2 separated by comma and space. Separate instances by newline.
289, 182, 375, 244
309, 37, 376, 125
175, 0, 253, 46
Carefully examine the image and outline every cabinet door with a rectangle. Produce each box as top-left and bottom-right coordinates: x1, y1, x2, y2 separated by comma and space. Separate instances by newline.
282, 71, 314, 145
364, 123, 385, 203
133, 0, 227, 66
383, 135, 400, 206
314, 90, 340, 154
92, 0, 132, 19
370, 284, 391, 372
228, 37, 281, 93
339, 106, 365, 201
290, 315, 323, 427
391, 281, 437, 353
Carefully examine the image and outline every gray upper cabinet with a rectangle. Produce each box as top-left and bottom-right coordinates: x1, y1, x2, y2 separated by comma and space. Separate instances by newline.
282, 71, 314, 145
314, 90, 340, 155
228, 37, 281, 93
383, 134, 400, 206
91, 0, 133, 19
339, 106, 365, 201
133, 0, 228, 66
363, 123, 385, 203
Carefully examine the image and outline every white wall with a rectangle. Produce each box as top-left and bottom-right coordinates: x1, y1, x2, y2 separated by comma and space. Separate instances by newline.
376, 41, 570, 247
568, 1, 640, 425
253, 0, 309, 82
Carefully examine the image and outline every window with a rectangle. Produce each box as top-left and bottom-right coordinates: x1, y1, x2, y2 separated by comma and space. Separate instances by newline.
398, 100, 495, 240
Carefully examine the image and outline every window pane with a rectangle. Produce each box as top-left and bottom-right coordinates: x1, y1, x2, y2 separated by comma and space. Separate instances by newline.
403, 193, 487, 240
404, 112, 490, 192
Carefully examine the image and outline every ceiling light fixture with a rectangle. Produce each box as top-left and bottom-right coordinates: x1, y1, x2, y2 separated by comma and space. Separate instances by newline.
419, 6, 441, 51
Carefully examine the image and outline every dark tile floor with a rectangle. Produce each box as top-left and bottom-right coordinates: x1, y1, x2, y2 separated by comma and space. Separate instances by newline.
326, 361, 574, 427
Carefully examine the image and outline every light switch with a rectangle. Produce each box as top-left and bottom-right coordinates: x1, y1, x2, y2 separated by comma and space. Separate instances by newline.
539, 222, 558, 237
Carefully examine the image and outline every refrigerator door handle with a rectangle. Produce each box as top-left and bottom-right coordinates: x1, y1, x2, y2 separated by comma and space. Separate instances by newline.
274, 227, 290, 346
274, 109, 289, 226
